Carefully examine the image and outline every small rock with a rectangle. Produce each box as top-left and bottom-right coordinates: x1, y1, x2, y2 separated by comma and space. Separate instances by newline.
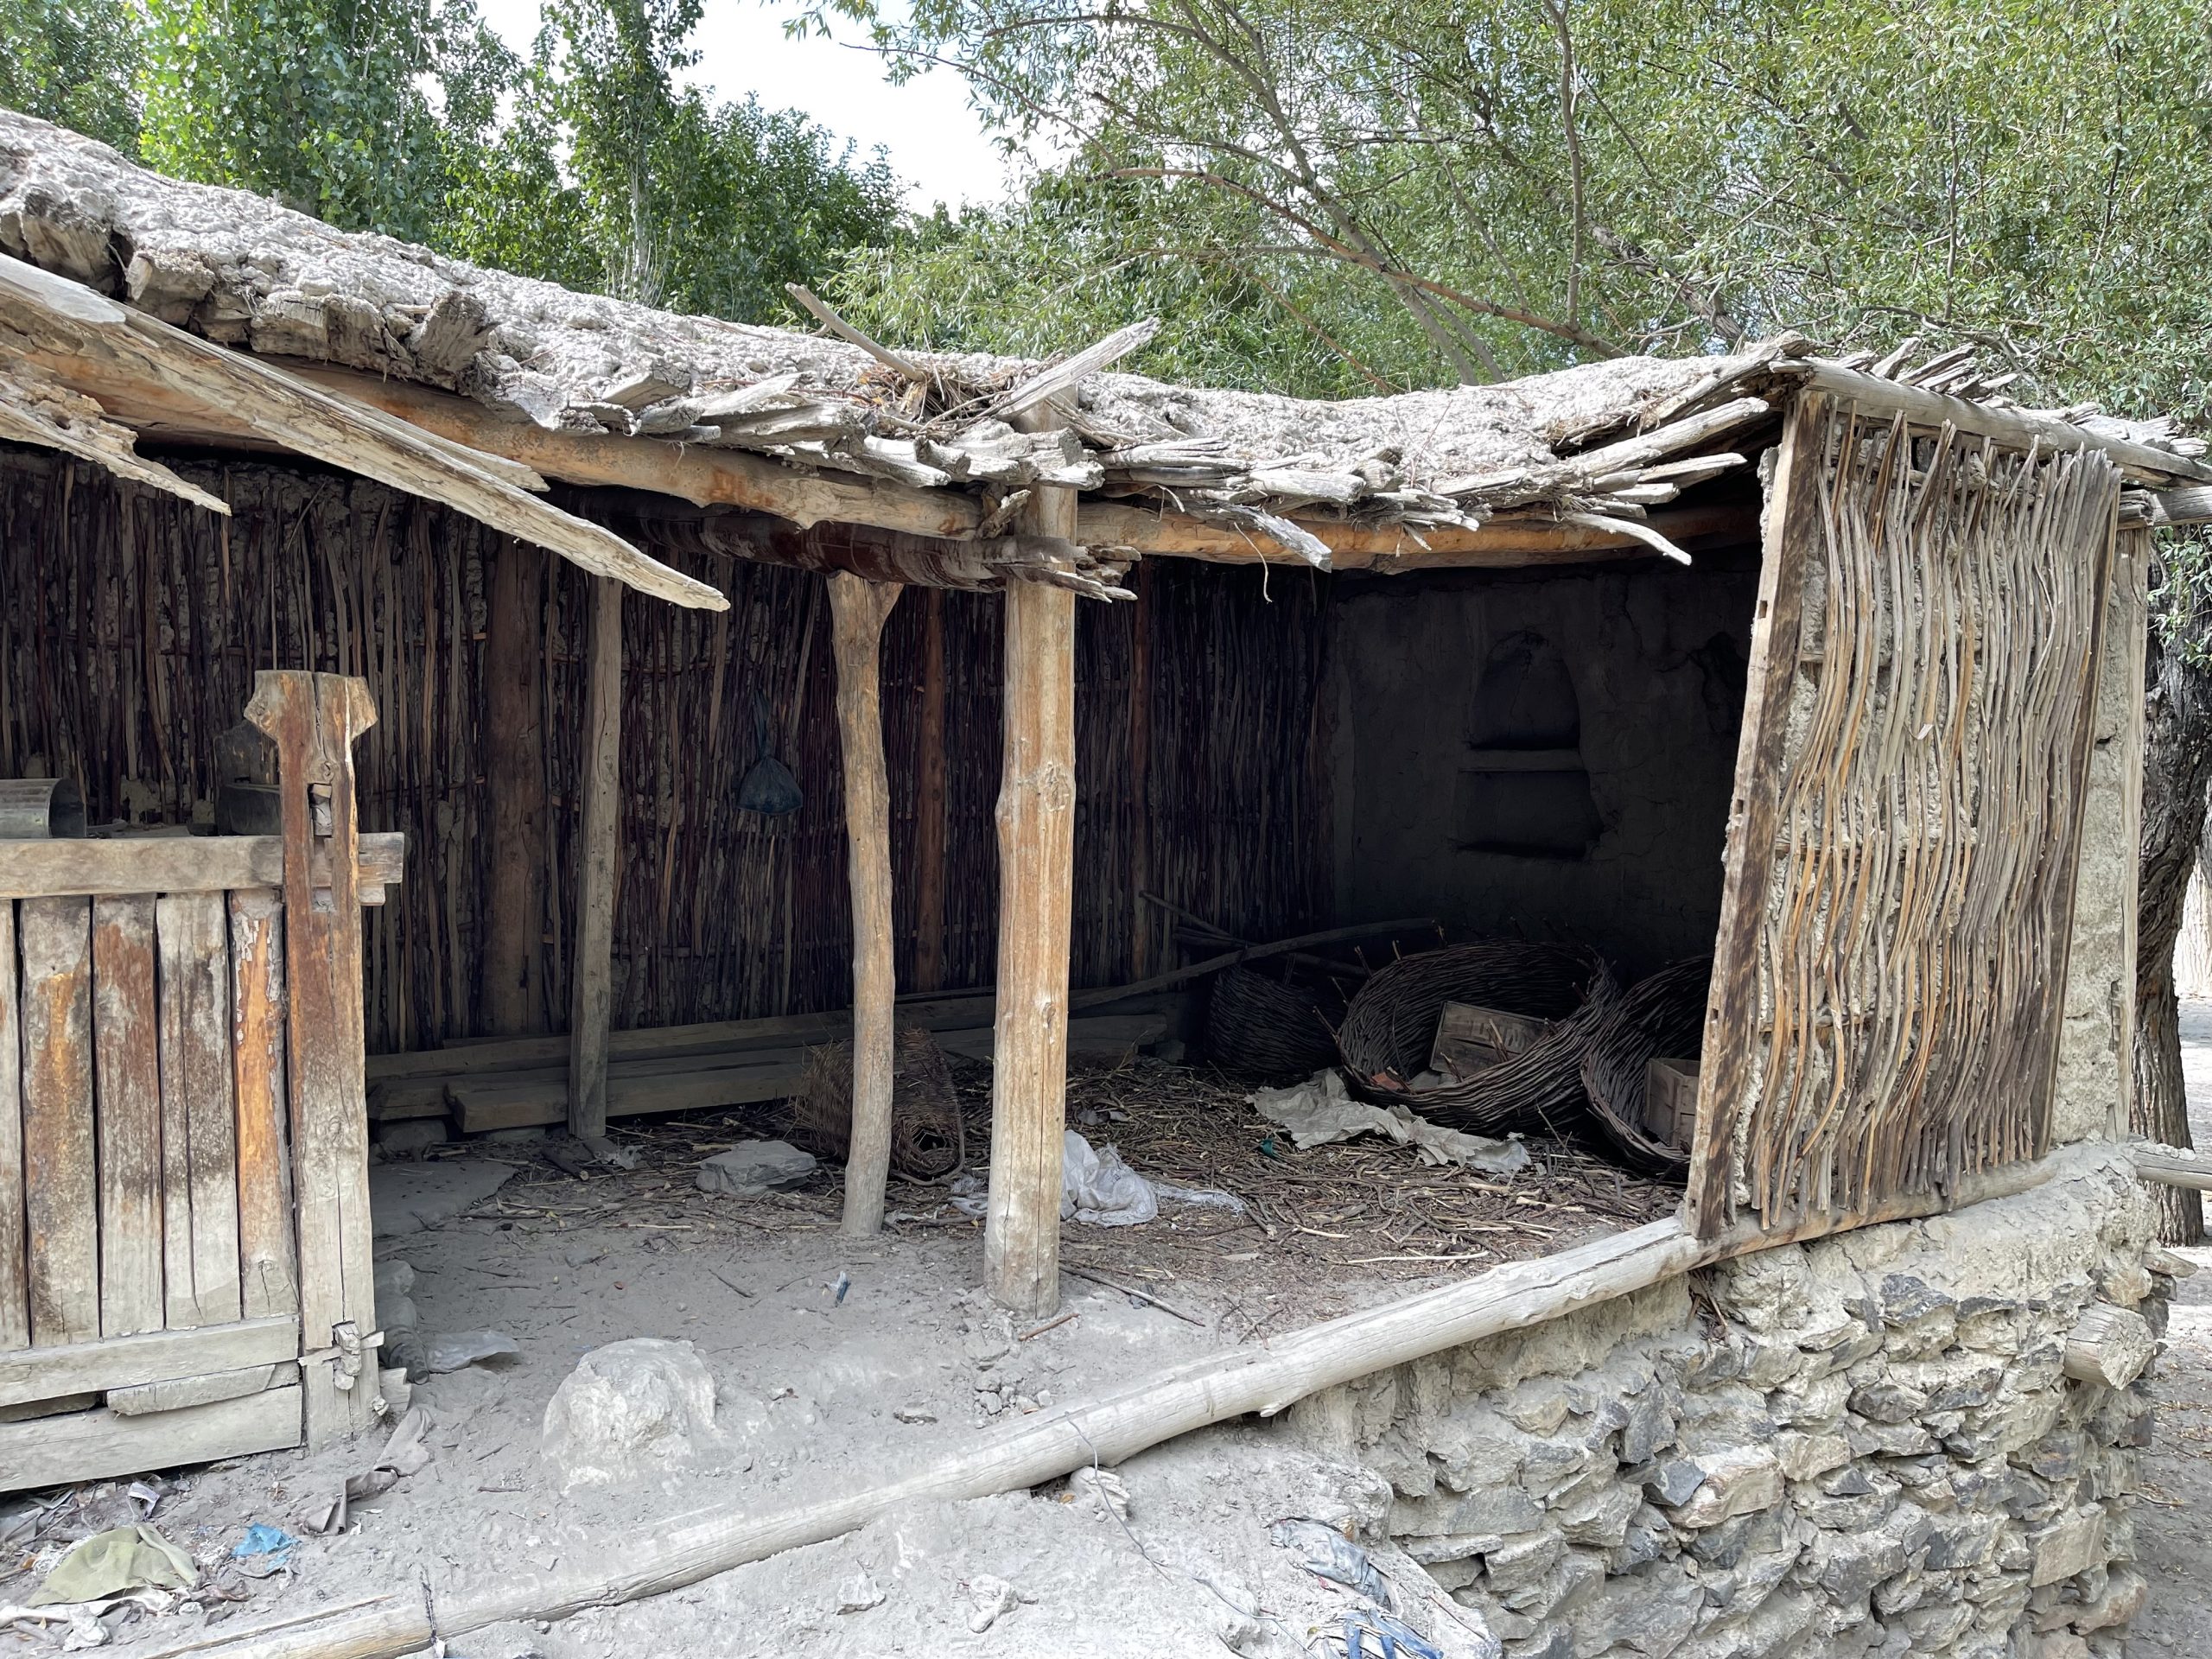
540, 1338, 722, 1491
836, 1571, 885, 1613
892, 1404, 938, 1424
696, 1140, 816, 1197
1069, 1466, 1129, 1522
966, 1573, 1020, 1633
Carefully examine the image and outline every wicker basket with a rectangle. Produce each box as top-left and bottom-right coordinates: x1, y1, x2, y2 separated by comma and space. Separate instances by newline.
790, 1027, 965, 1179
1578, 957, 1711, 1176
1336, 940, 1618, 1136
1204, 965, 1346, 1080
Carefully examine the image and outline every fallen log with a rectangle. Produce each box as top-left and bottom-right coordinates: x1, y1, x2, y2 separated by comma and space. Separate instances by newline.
117, 1145, 2098, 1659
2132, 1140, 2212, 1191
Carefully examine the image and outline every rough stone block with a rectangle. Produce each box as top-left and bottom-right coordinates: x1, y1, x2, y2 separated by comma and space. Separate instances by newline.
1503, 1378, 1573, 1435
1918, 1510, 1999, 1571
1620, 1386, 1678, 1465
1395, 1484, 1544, 1538
696, 1140, 817, 1196
1556, 1478, 1641, 1548
2027, 1508, 2106, 1587
1643, 1458, 1707, 1508
1805, 1527, 1909, 1605
2041, 1564, 2145, 1634
1847, 1381, 1930, 1426
1484, 1527, 1567, 1601
1556, 1560, 1702, 1657
1774, 1431, 1852, 1483
1770, 1372, 1850, 1429
1663, 1451, 1787, 1530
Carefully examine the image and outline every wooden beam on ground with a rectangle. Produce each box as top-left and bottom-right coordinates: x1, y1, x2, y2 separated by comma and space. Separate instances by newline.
826, 570, 904, 1236
0, 255, 725, 610
482, 540, 549, 1036
569, 577, 625, 1141
123, 1144, 2092, 1659
985, 408, 1081, 1317
2133, 1141, 2212, 1190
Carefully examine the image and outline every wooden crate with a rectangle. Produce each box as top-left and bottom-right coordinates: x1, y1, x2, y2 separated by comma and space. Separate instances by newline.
1430, 1001, 1552, 1080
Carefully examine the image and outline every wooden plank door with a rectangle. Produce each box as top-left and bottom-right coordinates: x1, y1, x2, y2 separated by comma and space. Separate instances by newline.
1686, 394, 2122, 1239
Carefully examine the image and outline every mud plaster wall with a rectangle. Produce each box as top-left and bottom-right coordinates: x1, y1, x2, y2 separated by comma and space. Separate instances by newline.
1286, 1155, 2164, 1659
1324, 561, 1761, 977
2051, 532, 2149, 1147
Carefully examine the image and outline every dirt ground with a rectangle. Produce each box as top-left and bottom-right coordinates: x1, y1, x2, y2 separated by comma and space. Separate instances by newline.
2124, 1000, 2212, 1656
3, 1058, 1660, 1656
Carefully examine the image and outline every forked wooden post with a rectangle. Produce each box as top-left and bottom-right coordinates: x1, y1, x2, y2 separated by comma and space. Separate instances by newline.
569, 576, 624, 1139
245, 670, 380, 1446
827, 570, 904, 1236
985, 408, 1081, 1315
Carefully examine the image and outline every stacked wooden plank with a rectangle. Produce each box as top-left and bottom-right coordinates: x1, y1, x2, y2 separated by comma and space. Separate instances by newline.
367, 992, 1177, 1135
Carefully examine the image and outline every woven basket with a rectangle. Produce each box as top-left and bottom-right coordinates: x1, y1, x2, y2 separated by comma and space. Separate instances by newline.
1579, 957, 1711, 1176
1336, 941, 1618, 1136
1205, 965, 1345, 1080
790, 1027, 965, 1179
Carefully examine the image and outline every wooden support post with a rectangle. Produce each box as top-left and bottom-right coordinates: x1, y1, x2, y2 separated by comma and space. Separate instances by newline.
827, 571, 904, 1236
1128, 560, 1154, 978
913, 588, 949, 994
569, 576, 624, 1141
482, 540, 548, 1036
246, 670, 380, 1446
985, 407, 1080, 1316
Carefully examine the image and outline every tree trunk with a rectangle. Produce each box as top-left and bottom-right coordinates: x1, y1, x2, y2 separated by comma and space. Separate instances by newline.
2133, 623, 2209, 1243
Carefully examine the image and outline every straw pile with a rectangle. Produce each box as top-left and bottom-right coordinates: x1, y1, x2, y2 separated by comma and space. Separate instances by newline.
790, 1027, 965, 1179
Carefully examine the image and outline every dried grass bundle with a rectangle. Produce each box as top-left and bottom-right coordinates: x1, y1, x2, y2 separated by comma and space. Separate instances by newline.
791, 1027, 965, 1179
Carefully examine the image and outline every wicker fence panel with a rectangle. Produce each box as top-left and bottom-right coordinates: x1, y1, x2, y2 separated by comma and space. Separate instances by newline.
1688, 402, 2119, 1236
0, 447, 1331, 1054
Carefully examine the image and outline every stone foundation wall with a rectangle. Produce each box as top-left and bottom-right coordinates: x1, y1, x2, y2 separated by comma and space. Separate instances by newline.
1289, 1157, 2168, 1659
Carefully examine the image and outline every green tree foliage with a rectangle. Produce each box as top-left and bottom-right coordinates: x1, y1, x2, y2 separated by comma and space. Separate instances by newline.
36, 0, 905, 323
138, 0, 515, 240
0, 0, 144, 152
823, 0, 2212, 416
441, 0, 899, 316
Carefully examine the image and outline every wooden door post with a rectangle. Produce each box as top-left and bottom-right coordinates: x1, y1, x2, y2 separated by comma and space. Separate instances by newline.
569, 575, 623, 1141
985, 408, 1081, 1315
246, 670, 380, 1446
482, 539, 548, 1036
828, 571, 904, 1236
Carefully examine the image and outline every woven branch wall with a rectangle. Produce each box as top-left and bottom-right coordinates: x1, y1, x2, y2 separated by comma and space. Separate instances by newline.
1693, 404, 2119, 1236
0, 446, 1332, 1053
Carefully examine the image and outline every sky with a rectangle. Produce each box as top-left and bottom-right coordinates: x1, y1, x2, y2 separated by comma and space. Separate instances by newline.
472, 0, 1018, 214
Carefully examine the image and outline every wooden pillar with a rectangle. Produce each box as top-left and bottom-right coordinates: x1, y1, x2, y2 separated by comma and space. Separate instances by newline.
481, 540, 547, 1035
569, 576, 623, 1141
913, 588, 949, 994
1128, 561, 1154, 978
985, 411, 1080, 1316
828, 571, 903, 1236
246, 671, 379, 1446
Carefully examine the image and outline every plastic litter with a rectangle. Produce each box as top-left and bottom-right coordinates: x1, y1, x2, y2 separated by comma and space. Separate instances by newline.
1267, 1516, 1391, 1605
1344, 1611, 1446, 1659
27, 1525, 196, 1607
418, 1329, 520, 1375
302, 1407, 433, 1535
964, 1573, 1021, 1634
229, 1523, 297, 1580
1061, 1130, 1159, 1227
736, 690, 802, 817
1249, 1072, 1530, 1174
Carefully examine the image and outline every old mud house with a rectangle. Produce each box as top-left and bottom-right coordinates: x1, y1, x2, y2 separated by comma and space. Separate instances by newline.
3, 109, 2212, 1658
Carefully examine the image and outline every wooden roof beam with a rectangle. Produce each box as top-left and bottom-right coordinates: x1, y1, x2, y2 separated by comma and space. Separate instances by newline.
284, 365, 1757, 569
0, 254, 726, 611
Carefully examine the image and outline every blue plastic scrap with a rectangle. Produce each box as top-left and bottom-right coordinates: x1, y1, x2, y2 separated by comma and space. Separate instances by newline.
231, 1523, 298, 1576
1343, 1611, 1445, 1659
